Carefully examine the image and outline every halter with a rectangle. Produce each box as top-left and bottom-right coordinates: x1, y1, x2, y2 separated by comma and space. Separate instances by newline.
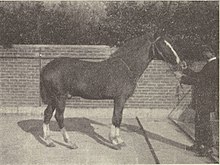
152, 37, 187, 70
152, 37, 174, 65
119, 58, 132, 72
152, 37, 188, 96
119, 36, 188, 82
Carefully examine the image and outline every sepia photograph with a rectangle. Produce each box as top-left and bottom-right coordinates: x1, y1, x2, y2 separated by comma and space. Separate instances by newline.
0, 1, 219, 164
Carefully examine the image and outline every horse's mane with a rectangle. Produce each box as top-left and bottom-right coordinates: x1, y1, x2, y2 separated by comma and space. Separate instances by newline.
110, 32, 154, 58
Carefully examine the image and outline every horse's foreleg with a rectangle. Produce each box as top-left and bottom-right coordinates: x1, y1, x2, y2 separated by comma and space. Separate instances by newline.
55, 96, 78, 149
43, 104, 56, 147
110, 97, 126, 147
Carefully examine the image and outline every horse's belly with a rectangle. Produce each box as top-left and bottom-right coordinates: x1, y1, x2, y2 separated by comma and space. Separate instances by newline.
69, 82, 112, 99
70, 91, 112, 100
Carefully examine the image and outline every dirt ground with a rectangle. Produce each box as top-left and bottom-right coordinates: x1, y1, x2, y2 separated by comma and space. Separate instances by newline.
0, 113, 215, 164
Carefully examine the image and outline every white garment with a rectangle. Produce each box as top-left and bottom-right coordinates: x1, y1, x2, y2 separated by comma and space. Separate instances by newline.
208, 57, 216, 62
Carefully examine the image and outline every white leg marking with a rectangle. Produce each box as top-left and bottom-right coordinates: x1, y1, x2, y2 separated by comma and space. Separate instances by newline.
109, 125, 119, 145
61, 127, 69, 143
116, 127, 124, 144
42, 123, 55, 147
116, 127, 120, 137
110, 124, 116, 138
43, 123, 50, 138
61, 127, 78, 149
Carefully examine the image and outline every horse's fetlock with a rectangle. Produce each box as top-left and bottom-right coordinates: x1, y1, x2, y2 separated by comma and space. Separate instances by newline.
64, 137, 69, 143
44, 135, 51, 140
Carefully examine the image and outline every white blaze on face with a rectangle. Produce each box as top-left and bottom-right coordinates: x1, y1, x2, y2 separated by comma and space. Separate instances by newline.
164, 40, 180, 64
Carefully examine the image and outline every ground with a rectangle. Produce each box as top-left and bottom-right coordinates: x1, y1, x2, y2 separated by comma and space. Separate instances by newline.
0, 112, 214, 164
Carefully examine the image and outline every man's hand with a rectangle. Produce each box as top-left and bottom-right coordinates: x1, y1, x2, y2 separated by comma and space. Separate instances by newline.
180, 61, 187, 69
174, 71, 183, 79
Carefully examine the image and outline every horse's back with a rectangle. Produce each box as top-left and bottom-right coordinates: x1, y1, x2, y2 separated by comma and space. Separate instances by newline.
41, 57, 103, 93
42, 57, 80, 73
41, 57, 90, 79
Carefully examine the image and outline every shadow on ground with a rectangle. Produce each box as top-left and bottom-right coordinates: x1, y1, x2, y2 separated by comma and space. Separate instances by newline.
121, 123, 188, 150
17, 117, 188, 151
17, 117, 118, 149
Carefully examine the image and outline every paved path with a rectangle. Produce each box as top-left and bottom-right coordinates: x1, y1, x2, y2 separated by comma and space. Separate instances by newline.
0, 114, 213, 164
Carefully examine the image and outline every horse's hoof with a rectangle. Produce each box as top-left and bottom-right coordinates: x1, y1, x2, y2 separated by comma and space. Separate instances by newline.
64, 139, 78, 149
109, 136, 121, 150
109, 135, 118, 144
118, 142, 126, 147
112, 144, 121, 150
47, 142, 56, 147
109, 135, 126, 150
67, 142, 78, 149
40, 136, 56, 147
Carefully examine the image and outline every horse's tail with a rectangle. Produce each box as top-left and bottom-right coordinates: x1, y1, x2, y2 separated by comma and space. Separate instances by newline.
40, 74, 50, 104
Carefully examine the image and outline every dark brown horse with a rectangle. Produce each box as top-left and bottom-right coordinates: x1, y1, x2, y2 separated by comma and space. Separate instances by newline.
40, 33, 182, 149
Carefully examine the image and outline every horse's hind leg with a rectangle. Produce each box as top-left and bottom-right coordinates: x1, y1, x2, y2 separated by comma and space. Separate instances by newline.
43, 104, 56, 147
110, 97, 126, 147
54, 95, 78, 149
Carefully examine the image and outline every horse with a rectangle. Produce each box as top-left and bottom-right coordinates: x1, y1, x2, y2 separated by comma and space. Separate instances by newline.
40, 32, 183, 149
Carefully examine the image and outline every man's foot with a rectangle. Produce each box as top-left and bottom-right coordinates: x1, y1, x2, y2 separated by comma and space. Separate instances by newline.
186, 144, 200, 152
195, 145, 213, 157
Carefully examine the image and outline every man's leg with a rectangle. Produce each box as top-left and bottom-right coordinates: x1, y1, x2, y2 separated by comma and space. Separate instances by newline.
187, 112, 201, 151
199, 112, 213, 148
195, 111, 213, 156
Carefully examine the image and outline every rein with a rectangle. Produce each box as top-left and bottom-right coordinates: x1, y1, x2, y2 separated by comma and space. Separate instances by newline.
152, 37, 176, 68
151, 37, 188, 96
119, 58, 132, 73
119, 58, 140, 82
151, 37, 187, 75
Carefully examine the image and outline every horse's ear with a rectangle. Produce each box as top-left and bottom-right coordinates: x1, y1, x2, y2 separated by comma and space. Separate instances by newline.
154, 28, 166, 40
153, 31, 159, 40
160, 28, 166, 37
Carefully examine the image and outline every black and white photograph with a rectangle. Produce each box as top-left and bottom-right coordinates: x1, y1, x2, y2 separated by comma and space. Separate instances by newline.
0, 1, 219, 164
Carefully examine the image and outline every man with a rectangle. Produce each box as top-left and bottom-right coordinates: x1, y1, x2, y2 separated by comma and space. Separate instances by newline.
175, 46, 219, 156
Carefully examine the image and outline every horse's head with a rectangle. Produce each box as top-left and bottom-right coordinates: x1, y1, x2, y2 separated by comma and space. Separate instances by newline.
151, 36, 186, 69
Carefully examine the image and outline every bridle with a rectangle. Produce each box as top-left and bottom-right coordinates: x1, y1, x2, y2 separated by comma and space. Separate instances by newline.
151, 37, 163, 60
119, 36, 188, 79
152, 37, 188, 95
151, 38, 193, 119
151, 37, 187, 71
119, 37, 171, 74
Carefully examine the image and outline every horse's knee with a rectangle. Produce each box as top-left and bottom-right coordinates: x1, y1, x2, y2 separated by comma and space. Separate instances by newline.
44, 105, 55, 124
55, 111, 64, 129
55, 111, 64, 122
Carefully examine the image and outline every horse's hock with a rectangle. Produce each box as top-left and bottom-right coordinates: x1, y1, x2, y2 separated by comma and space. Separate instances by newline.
0, 44, 203, 114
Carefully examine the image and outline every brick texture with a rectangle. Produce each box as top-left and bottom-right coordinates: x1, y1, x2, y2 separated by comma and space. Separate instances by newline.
0, 45, 205, 110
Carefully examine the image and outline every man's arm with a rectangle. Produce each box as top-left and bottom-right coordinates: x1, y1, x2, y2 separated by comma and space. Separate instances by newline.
180, 74, 198, 85
180, 68, 199, 85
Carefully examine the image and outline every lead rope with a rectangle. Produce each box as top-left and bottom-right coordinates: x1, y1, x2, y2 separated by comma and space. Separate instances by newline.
152, 40, 186, 94
152, 40, 191, 114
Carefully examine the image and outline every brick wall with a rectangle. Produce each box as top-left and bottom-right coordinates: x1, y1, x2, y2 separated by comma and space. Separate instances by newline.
0, 45, 204, 110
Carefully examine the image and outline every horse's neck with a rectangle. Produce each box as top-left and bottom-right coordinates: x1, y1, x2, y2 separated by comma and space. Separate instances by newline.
121, 45, 153, 80
124, 56, 153, 79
